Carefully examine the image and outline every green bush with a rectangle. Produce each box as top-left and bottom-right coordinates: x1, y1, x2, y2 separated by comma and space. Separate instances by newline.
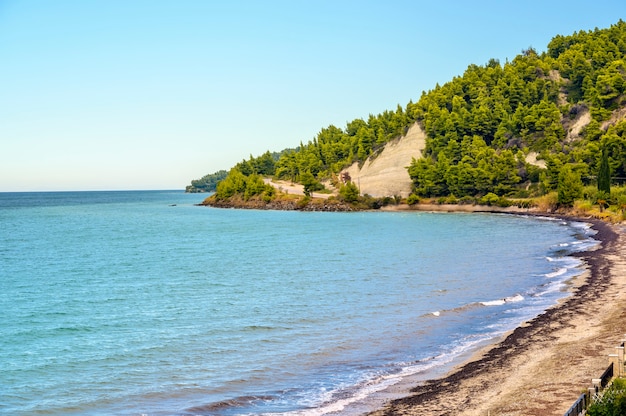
339, 182, 360, 203
480, 193, 500, 206
407, 194, 420, 205
511, 189, 530, 198
587, 378, 626, 416
557, 164, 583, 207
513, 199, 535, 209
496, 197, 512, 208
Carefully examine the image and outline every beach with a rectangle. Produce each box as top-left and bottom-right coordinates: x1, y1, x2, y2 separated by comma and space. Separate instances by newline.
368, 217, 626, 416
4, 191, 624, 415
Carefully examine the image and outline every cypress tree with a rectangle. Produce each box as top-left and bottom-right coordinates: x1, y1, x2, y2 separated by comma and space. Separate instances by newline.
598, 147, 611, 194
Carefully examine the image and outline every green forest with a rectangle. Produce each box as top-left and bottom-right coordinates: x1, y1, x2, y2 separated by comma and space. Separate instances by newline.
190, 20, 626, 218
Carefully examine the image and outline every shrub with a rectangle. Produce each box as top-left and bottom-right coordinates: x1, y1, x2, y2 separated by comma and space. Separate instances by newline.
407, 194, 420, 205
513, 199, 535, 209
596, 190, 611, 211
360, 194, 380, 209
583, 185, 599, 201
618, 194, 626, 217
573, 199, 594, 213
480, 193, 500, 206
557, 165, 583, 207
511, 189, 530, 198
496, 197, 512, 207
339, 182, 360, 203
587, 378, 626, 416
535, 192, 559, 212
296, 195, 311, 209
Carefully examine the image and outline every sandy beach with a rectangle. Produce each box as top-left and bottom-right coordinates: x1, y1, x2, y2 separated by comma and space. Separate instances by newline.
368, 217, 626, 416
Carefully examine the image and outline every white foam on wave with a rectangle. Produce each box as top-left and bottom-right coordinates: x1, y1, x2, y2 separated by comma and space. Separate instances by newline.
533, 280, 566, 297
571, 221, 594, 231
481, 299, 506, 306
481, 294, 524, 306
505, 294, 524, 303
263, 330, 506, 416
261, 373, 400, 416
558, 221, 599, 253
546, 256, 579, 265
571, 238, 600, 253
419, 302, 482, 318
545, 267, 568, 278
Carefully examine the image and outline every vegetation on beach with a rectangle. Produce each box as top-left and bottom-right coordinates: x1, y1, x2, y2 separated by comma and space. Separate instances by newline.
192, 20, 626, 220
586, 378, 626, 416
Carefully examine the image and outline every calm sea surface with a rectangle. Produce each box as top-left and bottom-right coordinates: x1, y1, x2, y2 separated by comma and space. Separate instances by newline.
0, 191, 597, 415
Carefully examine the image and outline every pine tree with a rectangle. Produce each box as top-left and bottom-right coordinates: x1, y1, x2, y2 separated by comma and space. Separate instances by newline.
557, 165, 583, 207
597, 146, 611, 194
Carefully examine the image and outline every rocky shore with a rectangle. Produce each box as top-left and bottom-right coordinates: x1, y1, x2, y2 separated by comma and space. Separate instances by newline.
201, 195, 358, 211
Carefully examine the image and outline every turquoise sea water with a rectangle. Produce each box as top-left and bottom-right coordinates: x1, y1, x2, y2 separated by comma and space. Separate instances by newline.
0, 191, 597, 415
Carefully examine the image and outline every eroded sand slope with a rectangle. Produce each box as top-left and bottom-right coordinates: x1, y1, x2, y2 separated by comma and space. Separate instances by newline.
341, 122, 426, 198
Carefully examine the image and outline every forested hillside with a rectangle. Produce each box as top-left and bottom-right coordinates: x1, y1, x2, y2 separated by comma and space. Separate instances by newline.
192, 20, 626, 215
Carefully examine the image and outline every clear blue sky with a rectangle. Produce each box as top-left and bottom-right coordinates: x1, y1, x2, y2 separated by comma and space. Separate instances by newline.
1, 0, 623, 191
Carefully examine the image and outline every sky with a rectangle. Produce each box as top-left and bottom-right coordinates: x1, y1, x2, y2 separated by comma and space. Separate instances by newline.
0, 1, 624, 192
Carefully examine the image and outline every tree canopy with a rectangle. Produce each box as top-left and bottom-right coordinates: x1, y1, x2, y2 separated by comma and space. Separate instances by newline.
190, 20, 626, 206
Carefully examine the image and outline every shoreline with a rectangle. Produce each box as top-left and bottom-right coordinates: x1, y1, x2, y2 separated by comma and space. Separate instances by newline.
366, 216, 626, 416
200, 197, 626, 414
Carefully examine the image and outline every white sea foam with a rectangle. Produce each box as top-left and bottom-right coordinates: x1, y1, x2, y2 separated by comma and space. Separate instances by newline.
262, 374, 399, 416
480, 294, 524, 306
546, 268, 568, 278
533, 280, 566, 297
481, 299, 506, 306
263, 331, 506, 416
505, 294, 524, 303
547, 256, 580, 266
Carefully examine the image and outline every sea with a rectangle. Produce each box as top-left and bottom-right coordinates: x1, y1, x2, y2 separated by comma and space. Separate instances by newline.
0, 190, 598, 416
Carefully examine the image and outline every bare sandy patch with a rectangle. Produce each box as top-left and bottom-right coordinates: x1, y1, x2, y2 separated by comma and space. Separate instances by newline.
263, 178, 332, 199
525, 152, 547, 169
341, 123, 426, 198
566, 108, 591, 142
601, 106, 626, 130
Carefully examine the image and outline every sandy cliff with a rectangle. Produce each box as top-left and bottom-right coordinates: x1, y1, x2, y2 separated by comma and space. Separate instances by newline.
340, 122, 426, 198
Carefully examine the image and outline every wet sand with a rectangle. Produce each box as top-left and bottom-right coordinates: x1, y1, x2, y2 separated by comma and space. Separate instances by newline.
368, 217, 626, 416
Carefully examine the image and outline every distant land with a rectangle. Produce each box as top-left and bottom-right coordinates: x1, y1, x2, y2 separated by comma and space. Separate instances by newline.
190, 20, 626, 222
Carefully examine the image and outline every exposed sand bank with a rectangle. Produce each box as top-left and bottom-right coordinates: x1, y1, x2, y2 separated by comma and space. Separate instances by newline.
341, 123, 426, 198
368, 217, 626, 416
262, 122, 425, 200
262, 178, 332, 199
